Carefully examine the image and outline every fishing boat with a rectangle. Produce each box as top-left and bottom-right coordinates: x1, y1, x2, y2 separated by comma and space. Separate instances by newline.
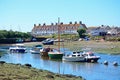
62, 52, 85, 62
9, 44, 26, 53
48, 18, 64, 59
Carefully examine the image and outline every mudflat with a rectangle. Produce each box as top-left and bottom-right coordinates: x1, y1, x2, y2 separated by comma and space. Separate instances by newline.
43, 41, 120, 54
1, 40, 120, 54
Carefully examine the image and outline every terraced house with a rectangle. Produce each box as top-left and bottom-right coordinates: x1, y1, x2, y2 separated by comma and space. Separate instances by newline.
31, 21, 87, 37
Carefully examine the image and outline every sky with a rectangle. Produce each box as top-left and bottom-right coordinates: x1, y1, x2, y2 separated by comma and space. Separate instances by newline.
0, 0, 120, 32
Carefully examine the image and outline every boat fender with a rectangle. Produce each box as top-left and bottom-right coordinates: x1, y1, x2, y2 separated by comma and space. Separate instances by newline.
104, 61, 108, 65
113, 61, 118, 66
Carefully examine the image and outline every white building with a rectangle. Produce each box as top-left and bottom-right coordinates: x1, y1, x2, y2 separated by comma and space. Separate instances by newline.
31, 21, 87, 37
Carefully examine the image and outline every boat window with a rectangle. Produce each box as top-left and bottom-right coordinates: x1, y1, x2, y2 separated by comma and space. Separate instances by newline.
73, 52, 76, 54
72, 55, 76, 57
84, 54, 88, 56
89, 53, 94, 56
77, 52, 80, 53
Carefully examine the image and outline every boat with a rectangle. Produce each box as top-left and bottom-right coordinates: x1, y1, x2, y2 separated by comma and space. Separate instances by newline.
83, 51, 100, 62
42, 38, 54, 45
9, 44, 26, 53
30, 45, 43, 54
40, 47, 53, 57
48, 50, 63, 59
62, 52, 85, 62
48, 18, 64, 59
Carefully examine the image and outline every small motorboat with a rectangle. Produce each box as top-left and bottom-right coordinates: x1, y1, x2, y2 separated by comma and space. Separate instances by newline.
30, 45, 43, 54
62, 52, 85, 62
83, 51, 100, 62
9, 44, 26, 53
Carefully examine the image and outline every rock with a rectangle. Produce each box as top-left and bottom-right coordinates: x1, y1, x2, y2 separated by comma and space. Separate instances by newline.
0, 61, 6, 64
24, 64, 32, 67
45, 74, 54, 79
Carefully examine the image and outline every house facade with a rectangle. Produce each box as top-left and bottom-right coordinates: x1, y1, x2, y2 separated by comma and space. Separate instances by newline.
31, 21, 87, 37
87, 25, 120, 36
90, 27, 107, 36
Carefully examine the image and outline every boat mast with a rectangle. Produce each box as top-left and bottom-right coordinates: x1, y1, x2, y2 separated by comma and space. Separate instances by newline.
58, 17, 60, 52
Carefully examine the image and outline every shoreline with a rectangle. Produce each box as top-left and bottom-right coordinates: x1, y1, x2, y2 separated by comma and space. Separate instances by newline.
0, 61, 84, 80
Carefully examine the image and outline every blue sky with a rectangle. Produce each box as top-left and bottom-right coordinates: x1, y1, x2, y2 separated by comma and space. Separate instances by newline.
0, 0, 120, 32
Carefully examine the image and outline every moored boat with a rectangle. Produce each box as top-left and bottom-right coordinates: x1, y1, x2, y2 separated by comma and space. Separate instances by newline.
62, 52, 85, 62
83, 51, 100, 62
40, 47, 52, 57
30, 45, 43, 54
30, 47, 41, 54
48, 51, 63, 59
48, 18, 64, 60
9, 44, 26, 53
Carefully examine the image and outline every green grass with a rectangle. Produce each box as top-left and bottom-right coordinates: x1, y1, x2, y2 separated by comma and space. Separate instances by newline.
0, 63, 84, 80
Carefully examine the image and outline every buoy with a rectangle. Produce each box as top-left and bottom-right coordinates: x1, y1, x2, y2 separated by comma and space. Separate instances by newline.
104, 61, 108, 65
113, 61, 118, 66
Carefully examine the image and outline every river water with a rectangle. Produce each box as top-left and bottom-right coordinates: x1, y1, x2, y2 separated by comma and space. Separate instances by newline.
0, 47, 120, 80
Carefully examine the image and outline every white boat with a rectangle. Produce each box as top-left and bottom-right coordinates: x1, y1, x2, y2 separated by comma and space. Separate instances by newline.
62, 52, 85, 62
9, 44, 26, 53
30, 48, 40, 54
30, 45, 43, 54
83, 51, 100, 62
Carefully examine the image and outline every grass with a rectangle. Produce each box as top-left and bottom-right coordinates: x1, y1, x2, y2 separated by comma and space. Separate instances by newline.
0, 63, 84, 80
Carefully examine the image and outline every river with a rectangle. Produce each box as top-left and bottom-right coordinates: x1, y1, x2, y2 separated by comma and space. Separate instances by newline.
0, 47, 120, 80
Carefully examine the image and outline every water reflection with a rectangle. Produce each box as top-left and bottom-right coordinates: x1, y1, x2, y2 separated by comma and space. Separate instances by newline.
0, 48, 120, 80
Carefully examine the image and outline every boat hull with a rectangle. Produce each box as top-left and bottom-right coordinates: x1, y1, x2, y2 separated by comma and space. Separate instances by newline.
48, 52, 63, 59
41, 51, 48, 57
85, 58, 100, 62
62, 56, 85, 62
10, 49, 26, 53
30, 50, 40, 54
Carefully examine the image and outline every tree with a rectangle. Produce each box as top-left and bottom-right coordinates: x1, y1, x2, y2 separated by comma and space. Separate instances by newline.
77, 28, 86, 38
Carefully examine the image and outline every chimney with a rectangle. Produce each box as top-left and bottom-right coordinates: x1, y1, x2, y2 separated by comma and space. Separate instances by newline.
34, 24, 36, 27
69, 22, 72, 24
75, 21, 77, 24
60, 22, 63, 25
79, 21, 82, 24
51, 23, 54, 26
56, 23, 58, 25
43, 23, 46, 26
39, 24, 41, 26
